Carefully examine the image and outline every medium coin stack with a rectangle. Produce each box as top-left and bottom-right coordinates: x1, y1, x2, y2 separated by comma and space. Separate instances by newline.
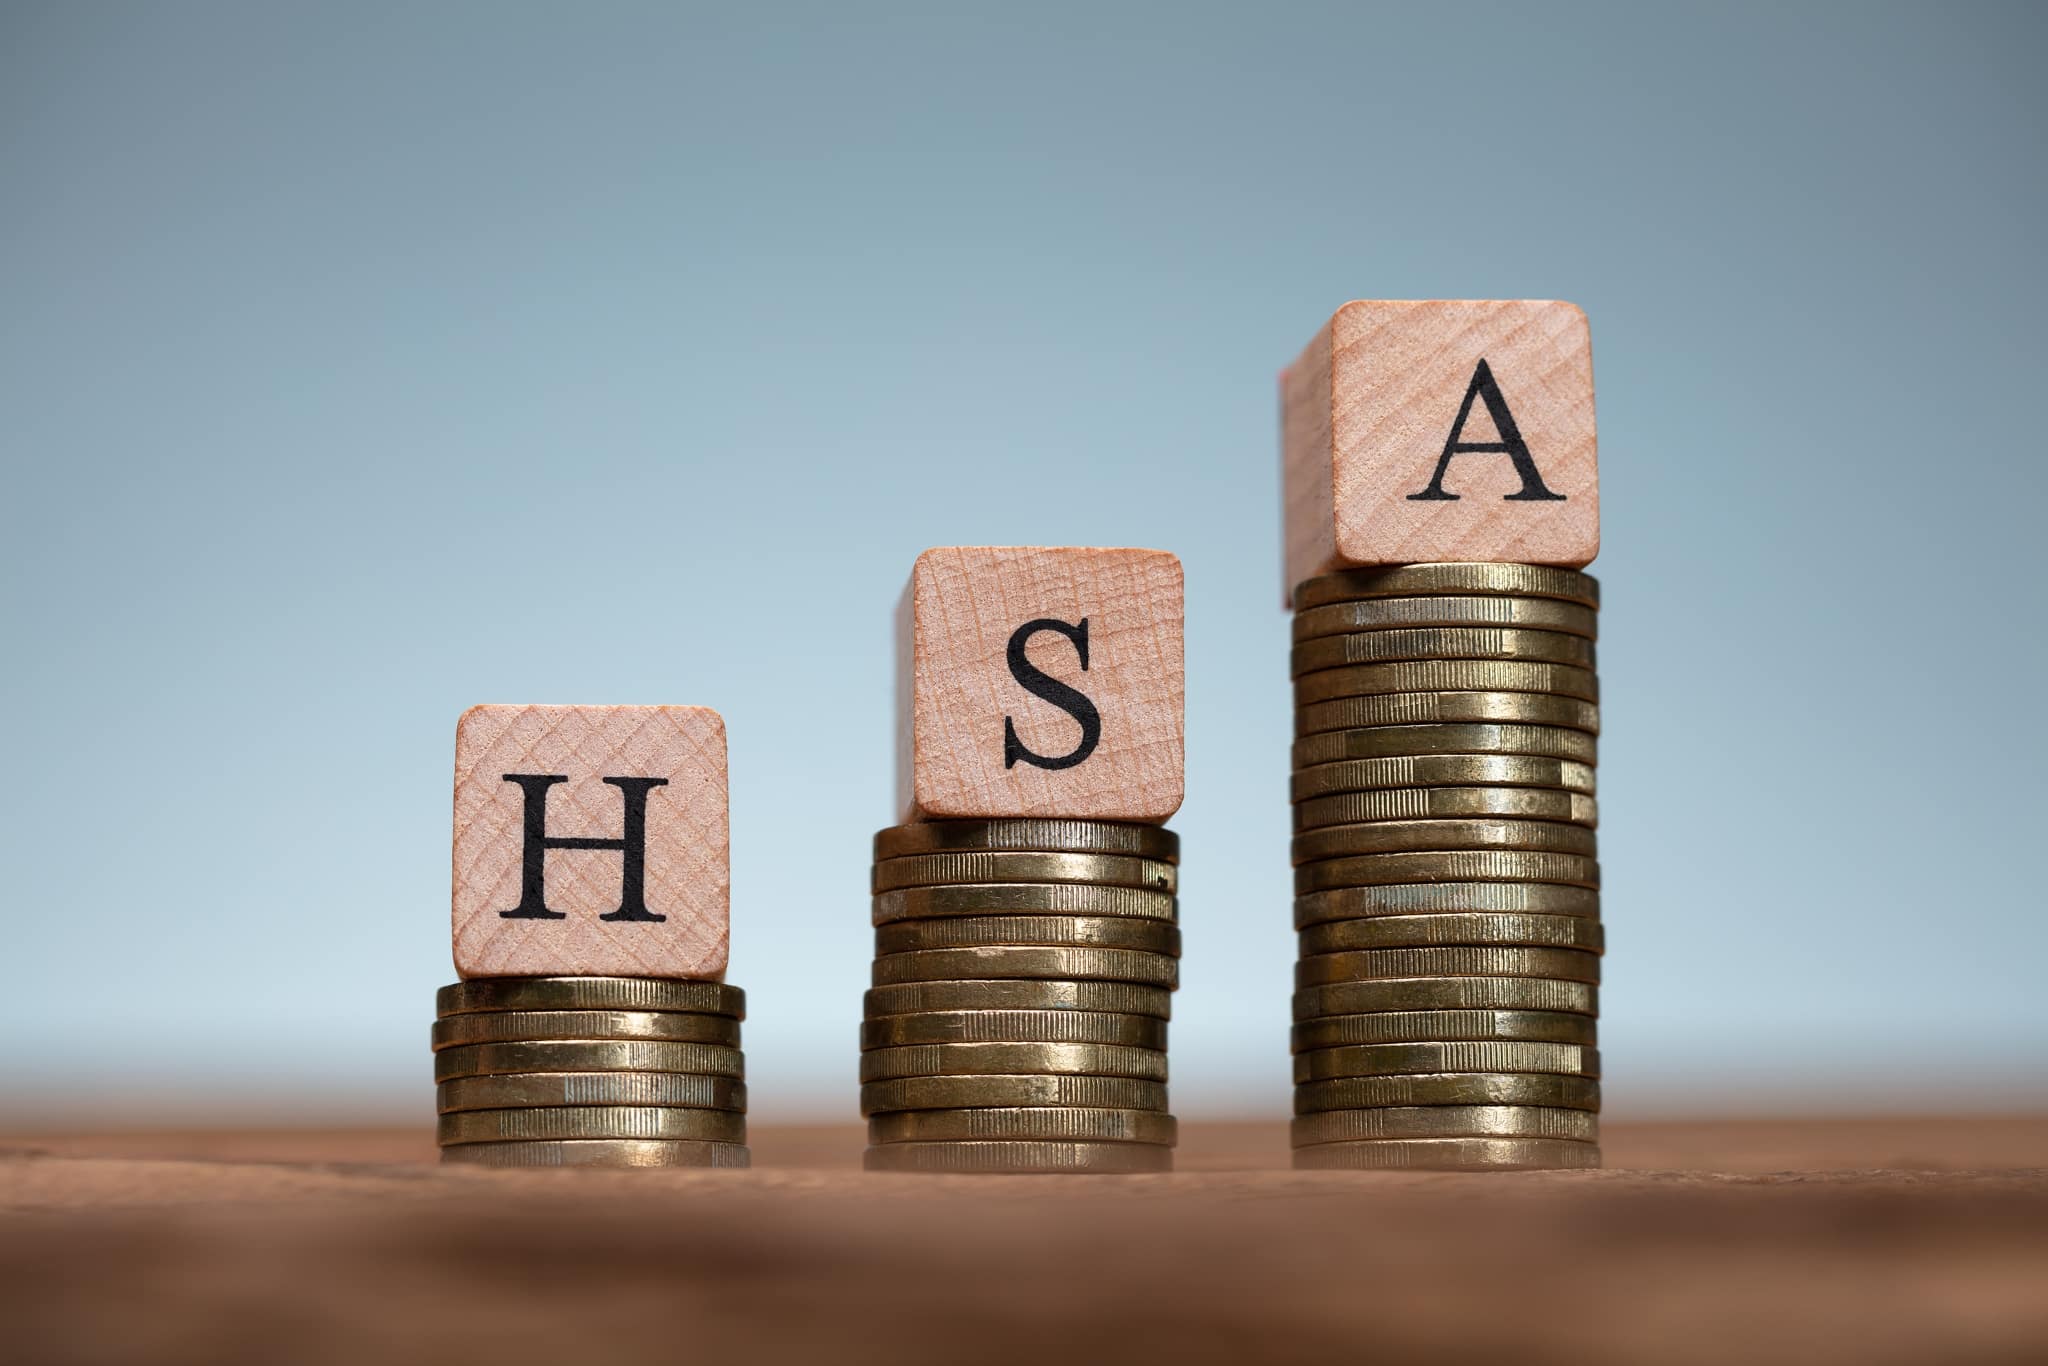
1288, 563, 1603, 1171
432, 976, 750, 1168
863, 819, 1181, 1173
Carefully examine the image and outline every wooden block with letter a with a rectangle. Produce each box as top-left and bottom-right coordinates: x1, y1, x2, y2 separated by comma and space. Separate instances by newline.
451, 704, 729, 980
898, 546, 1184, 823
1280, 300, 1598, 599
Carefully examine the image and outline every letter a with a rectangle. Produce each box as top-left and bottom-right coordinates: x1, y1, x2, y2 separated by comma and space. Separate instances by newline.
1406, 359, 1566, 502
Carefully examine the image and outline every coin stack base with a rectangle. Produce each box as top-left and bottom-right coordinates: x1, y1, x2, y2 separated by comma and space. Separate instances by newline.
865, 819, 1180, 1173
433, 976, 750, 1168
1288, 565, 1602, 1171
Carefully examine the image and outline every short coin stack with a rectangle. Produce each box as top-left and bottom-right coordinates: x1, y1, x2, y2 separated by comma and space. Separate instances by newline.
433, 976, 750, 1167
863, 819, 1181, 1173
1288, 563, 1602, 1171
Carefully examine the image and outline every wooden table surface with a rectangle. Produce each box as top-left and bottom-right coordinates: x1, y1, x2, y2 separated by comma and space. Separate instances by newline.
6, 1117, 2045, 1365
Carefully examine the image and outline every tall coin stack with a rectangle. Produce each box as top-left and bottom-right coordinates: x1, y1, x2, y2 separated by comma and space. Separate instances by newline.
1287, 563, 1602, 1171
432, 976, 750, 1168
863, 819, 1181, 1173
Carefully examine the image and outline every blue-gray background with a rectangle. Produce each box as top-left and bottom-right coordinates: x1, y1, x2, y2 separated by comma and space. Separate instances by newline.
4, 2, 2042, 1124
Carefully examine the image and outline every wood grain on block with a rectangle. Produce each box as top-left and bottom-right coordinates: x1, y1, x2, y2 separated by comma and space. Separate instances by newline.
1281, 300, 1598, 599
452, 705, 729, 980
898, 547, 1183, 823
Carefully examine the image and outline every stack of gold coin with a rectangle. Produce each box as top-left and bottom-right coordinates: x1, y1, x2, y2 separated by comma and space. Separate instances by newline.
1289, 563, 1602, 1171
863, 819, 1181, 1173
432, 976, 749, 1167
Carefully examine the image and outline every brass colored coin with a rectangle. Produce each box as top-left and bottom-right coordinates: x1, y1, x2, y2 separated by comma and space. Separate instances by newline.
1296, 661, 1598, 706
864, 980, 1172, 1020
1296, 850, 1600, 893
864, 1140, 1172, 1174
1294, 977, 1598, 1020
1292, 818, 1597, 864
1297, 1072, 1601, 1114
1291, 627, 1596, 678
873, 884, 1176, 925
440, 1139, 750, 1169
875, 916, 1181, 956
430, 1010, 741, 1051
1291, 1106, 1599, 1146
1299, 913, 1605, 956
1291, 1009, 1599, 1052
433, 1039, 745, 1083
869, 1107, 1178, 1146
1295, 882, 1601, 928
861, 1073, 1168, 1116
1292, 756, 1595, 803
437, 977, 745, 1020
1293, 564, 1600, 610
437, 1106, 746, 1146
860, 1010, 1168, 1050
1293, 595, 1598, 643
874, 820, 1178, 862
873, 852, 1176, 894
1292, 1137, 1600, 1171
859, 1042, 1168, 1083
1294, 1041, 1599, 1083
1292, 723, 1596, 769
436, 1072, 747, 1114
1297, 691, 1599, 739
1296, 947, 1601, 988
1295, 787, 1597, 833
873, 947, 1179, 989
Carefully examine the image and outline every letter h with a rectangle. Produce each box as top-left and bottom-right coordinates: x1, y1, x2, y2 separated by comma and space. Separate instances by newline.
497, 774, 670, 922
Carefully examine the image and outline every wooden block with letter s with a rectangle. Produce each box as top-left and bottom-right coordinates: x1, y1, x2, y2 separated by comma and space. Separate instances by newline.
451, 704, 730, 980
898, 546, 1184, 824
1281, 300, 1598, 600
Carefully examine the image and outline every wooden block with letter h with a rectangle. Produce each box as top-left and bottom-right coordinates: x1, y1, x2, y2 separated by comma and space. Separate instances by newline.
1281, 299, 1598, 600
898, 546, 1184, 823
451, 704, 730, 980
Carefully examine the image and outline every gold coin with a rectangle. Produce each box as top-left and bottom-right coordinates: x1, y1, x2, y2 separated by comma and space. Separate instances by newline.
1291, 1106, 1599, 1146
868, 1107, 1178, 1146
1293, 564, 1600, 610
1296, 1073, 1600, 1114
860, 1010, 1168, 1049
873, 883, 1176, 925
436, 1072, 747, 1114
1292, 724, 1596, 769
1292, 1137, 1599, 1171
1297, 691, 1599, 739
863, 1140, 1172, 1173
859, 1042, 1168, 1083
1296, 661, 1598, 706
1296, 882, 1601, 928
873, 852, 1176, 894
1293, 595, 1597, 643
1292, 627, 1596, 678
1294, 977, 1597, 1020
1294, 1041, 1599, 1082
875, 916, 1182, 956
864, 979, 1172, 1019
1299, 913, 1605, 956
1291, 1009, 1598, 1051
874, 820, 1178, 862
1295, 947, 1601, 988
440, 1139, 750, 1169
861, 1073, 1168, 1116
437, 977, 745, 1019
432, 1039, 745, 1083
429, 1010, 741, 1051
1293, 756, 1595, 804
437, 1106, 747, 1146
1292, 818, 1597, 863
1295, 850, 1600, 893
873, 947, 1178, 989
1295, 787, 1598, 833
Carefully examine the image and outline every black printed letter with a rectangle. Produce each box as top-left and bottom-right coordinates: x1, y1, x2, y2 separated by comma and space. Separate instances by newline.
498, 773, 670, 922
1406, 359, 1566, 502
1002, 618, 1103, 771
